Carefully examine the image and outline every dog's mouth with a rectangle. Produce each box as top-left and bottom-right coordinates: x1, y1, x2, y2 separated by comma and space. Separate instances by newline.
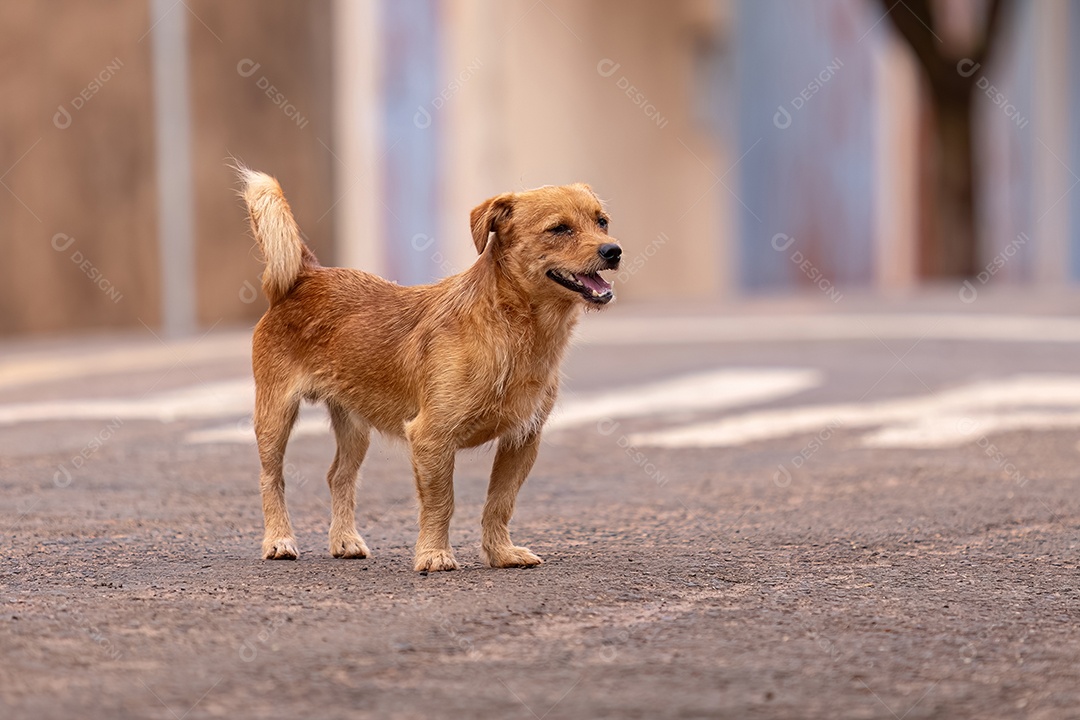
546, 269, 614, 304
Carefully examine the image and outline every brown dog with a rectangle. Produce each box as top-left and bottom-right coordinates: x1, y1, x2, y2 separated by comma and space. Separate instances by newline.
238, 168, 621, 571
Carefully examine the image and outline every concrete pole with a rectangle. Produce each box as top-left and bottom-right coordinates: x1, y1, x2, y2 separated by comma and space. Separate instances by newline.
1032, 0, 1069, 286
332, 0, 382, 275
150, 0, 196, 336
874, 33, 919, 291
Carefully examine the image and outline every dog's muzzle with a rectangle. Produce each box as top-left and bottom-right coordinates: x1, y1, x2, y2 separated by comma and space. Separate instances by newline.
598, 243, 622, 267
546, 269, 615, 304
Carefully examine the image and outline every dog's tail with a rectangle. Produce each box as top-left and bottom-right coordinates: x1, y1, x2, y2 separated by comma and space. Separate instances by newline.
236, 165, 314, 303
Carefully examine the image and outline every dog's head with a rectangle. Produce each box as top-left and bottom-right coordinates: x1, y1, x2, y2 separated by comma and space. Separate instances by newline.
470, 184, 621, 306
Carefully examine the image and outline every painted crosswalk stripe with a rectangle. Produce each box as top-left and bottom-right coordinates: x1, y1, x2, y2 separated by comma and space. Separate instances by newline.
628, 374, 1080, 448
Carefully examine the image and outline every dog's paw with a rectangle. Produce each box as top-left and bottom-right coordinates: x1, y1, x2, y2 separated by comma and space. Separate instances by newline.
262, 537, 299, 560
483, 544, 544, 568
329, 532, 370, 559
414, 548, 459, 572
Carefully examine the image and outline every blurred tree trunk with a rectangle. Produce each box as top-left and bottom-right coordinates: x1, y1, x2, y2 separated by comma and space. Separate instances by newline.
877, 0, 1011, 278
931, 91, 975, 277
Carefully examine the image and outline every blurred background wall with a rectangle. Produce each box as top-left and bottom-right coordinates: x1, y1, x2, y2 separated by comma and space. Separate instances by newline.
0, 0, 1075, 336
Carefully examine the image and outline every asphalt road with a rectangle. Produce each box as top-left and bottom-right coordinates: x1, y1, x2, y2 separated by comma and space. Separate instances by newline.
2, 292, 1080, 719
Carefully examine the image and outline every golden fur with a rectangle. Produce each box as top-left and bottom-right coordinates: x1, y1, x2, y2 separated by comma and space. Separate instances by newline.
239, 168, 622, 571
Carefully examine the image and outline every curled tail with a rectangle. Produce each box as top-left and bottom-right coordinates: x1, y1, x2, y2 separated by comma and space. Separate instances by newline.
237, 166, 315, 303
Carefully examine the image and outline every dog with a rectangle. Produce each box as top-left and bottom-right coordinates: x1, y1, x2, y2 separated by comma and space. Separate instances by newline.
238, 167, 622, 571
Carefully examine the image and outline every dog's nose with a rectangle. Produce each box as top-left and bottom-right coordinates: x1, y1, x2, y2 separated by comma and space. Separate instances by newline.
598, 243, 622, 263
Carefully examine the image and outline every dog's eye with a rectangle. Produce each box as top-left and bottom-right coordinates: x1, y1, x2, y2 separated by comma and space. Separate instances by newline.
597, 216, 609, 230
547, 224, 572, 235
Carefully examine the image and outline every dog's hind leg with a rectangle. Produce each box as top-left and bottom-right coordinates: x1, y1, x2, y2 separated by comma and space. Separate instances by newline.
326, 402, 372, 558
480, 433, 544, 568
405, 416, 459, 572
254, 385, 302, 559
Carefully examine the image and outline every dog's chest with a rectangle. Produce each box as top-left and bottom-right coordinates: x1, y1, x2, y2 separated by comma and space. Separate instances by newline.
459, 362, 553, 446
489, 370, 550, 428
454, 324, 570, 445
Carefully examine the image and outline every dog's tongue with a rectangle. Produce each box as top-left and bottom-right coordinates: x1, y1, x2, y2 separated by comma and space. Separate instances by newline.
577, 272, 611, 294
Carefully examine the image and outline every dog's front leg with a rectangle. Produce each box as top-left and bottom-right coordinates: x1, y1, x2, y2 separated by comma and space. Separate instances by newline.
480, 433, 544, 568
406, 421, 459, 572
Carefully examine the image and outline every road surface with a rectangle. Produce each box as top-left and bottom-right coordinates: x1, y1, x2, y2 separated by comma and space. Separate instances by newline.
2, 291, 1079, 719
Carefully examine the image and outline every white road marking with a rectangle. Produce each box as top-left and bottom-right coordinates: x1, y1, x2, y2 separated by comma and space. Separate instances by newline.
545, 369, 821, 431
863, 410, 1080, 448
0, 368, 817, 445
184, 412, 329, 445
183, 368, 822, 445
628, 374, 1080, 449
7, 369, 1080, 451
6, 331, 1080, 450
0, 380, 252, 425
577, 313, 1080, 346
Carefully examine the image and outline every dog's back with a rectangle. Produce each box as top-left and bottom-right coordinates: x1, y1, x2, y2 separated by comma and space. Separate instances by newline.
252, 266, 431, 437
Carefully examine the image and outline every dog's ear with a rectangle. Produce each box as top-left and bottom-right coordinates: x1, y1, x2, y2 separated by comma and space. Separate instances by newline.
470, 193, 514, 254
